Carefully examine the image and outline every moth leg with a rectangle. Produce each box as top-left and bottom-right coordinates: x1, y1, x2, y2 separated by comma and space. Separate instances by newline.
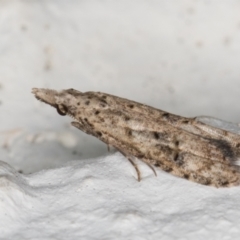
127, 157, 157, 180
127, 158, 141, 181
113, 147, 142, 181
145, 162, 157, 177
136, 157, 157, 177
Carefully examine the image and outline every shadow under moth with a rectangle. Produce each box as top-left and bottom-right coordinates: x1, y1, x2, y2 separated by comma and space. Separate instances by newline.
32, 88, 240, 187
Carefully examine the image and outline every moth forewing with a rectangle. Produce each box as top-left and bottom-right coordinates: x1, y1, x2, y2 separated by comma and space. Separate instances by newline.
32, 88, 240, 187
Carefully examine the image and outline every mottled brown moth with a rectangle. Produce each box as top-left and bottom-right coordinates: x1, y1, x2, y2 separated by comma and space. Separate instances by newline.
32, 88, 240, 187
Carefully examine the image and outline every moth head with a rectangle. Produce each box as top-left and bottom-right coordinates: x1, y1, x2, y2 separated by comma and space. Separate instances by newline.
55, 89, 83, 117
32, 88, 82, 118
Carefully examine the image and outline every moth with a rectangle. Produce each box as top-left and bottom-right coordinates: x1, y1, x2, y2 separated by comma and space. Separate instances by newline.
32, 88, 240, 187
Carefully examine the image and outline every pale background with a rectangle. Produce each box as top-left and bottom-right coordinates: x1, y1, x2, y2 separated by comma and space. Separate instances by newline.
1, 1, 240, 239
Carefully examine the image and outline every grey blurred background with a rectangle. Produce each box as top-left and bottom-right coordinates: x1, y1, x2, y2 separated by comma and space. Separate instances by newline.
1, 0, 240, 173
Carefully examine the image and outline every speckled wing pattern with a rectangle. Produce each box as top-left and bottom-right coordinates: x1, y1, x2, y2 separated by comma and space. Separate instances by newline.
32, 88, 240, 187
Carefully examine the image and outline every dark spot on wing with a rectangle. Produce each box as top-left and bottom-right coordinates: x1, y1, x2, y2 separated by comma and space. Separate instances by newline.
99, 100, 107, 107
126, 128, 132, 136
183, 174, 189, 179
165, 167, 173, 172
100, 118, 105, 122
100, 99, 107, 105
152, 131, 168, 141
66, 88, 82, 97
65, 88, 73, 93
161, 113, 181, 123
210, 139, 235, 161
137, 153, 145, 159
182, 120, 189, 124
84, 118, 93, 127
85, 100, 90, 105
219, 179, 229, 186
124, 116, 130, 121
204, 180, 212, 186
154, 162, 161, 167
96, 131, 102, 137
174, 152, 179, 161
77, 102, 80, 106
128, 104, 134, 109
153, 132, 159, 139
162, 113, 169, 118
173, 152, 184, 166
95, 110, 100, 115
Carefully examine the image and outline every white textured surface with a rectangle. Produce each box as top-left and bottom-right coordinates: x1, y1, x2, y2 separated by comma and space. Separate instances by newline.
1, 143, 240, 240
1, 1, 240, 239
